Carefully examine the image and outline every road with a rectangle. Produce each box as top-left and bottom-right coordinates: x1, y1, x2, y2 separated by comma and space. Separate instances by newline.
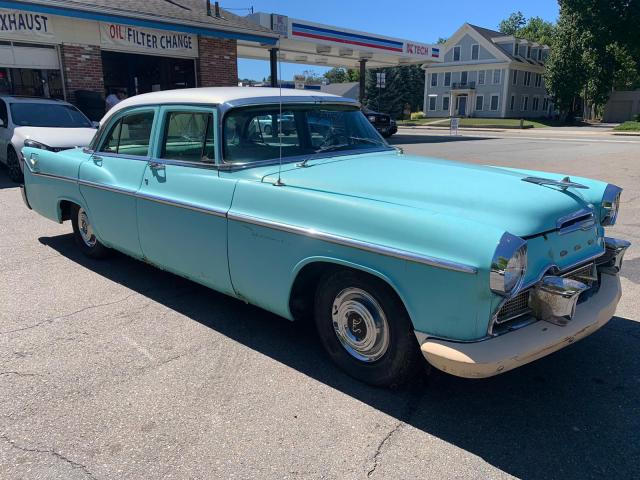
1, 128, 639, 479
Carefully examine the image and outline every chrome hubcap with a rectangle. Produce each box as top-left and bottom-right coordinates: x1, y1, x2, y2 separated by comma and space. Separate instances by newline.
78, 208, 97, 247
331, 288, 390, 362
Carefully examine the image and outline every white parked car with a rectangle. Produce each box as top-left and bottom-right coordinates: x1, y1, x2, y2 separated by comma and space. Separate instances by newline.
0, 96, 97, 182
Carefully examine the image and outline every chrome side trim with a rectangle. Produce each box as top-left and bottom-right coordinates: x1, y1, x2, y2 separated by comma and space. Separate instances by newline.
228, 212, 478, 274
77, 178, 137, 196
556, 208, 596, 235
136, 192, 227, 218
30, 171, 77, 184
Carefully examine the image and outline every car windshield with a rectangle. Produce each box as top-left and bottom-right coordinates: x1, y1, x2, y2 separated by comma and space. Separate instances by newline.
10, 102, 92, 128
223, 104, 390, 164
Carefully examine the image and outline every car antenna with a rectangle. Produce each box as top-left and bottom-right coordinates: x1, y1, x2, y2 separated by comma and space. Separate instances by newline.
274, 42, 285, 187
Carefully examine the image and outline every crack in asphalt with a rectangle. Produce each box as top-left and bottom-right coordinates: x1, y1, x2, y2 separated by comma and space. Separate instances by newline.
0, 433, 96, 479
0, 293, 138, 336
366, 387, 426, 478
0, 371, 40, 377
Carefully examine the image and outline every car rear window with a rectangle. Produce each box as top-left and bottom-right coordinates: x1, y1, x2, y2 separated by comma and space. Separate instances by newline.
10, 103, 92, 128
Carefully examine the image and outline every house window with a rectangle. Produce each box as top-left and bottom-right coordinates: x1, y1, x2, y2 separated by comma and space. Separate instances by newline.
510, 95, 515, 110
524, 71, 531, 86
443, 95, 450, 112
526, 46, 531, 58
431, 72, 438, 87
471, 44, 479, 60
444, 72, 451, 86
535, 73, 542, 88
538, 49, 543, 61
513, 42, 518, 55
532, 96, 540, 111
490, 95, 499, 111
475, 95, 484, 111
478, 70, 485, 85
429, 96, 437, 111
521, 95, 529, 111
461, 71, 468, 85
453, 45, 461, 61
512, 70, 518, 85
543, 97, 549, 111
492, 69, 501, 84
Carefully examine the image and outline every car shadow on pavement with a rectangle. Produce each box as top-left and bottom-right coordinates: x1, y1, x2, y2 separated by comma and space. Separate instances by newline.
39, 233, 640, 480
388, 134, 494, 145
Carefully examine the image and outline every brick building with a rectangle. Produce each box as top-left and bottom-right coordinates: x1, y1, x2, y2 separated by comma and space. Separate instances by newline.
0, 0, 277, 117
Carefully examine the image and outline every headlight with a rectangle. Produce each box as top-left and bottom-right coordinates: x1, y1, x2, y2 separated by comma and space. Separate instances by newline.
490, 232, 528, 295
601, 184, 622, 226
368, 115, 377, 122
24, 139, 52, 151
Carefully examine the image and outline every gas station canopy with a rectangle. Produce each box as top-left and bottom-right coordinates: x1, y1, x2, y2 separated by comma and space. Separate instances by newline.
241, 13, 443, 69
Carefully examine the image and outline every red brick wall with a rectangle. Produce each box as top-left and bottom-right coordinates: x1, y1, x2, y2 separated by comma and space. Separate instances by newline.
197, 37, 237, 87
60, 43, 104, 104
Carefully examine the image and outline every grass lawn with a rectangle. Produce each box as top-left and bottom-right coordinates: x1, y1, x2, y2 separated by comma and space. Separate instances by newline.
398, 117, 561, 129
614, 121, 640, 132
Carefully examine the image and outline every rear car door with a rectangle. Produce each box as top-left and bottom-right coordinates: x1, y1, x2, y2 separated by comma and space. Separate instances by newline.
78, 107, 156, 258
136, 105, 236, 295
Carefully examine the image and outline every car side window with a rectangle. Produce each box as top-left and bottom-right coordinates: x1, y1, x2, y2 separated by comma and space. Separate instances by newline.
98, 111, 154, 156
160, 111, 214, 162
0, 100, 7, 126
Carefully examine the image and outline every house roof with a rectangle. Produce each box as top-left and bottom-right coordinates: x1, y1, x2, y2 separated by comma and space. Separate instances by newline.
17, 0, 277, 40
467, 23, 546, 66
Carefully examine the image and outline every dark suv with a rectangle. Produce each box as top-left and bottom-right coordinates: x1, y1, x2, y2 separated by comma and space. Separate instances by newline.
363, 108, 397, 138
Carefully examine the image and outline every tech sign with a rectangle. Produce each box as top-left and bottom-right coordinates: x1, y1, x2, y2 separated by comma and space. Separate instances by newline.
404, 41, 439, 59
100, 23, 198, 57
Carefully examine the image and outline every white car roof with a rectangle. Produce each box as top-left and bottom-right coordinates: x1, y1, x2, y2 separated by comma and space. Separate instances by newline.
104, 87, 355, 122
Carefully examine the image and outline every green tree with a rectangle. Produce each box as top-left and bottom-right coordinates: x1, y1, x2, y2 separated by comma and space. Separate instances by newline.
436, 37, 447, 44
365, 65, 424, 118
498, 11, 526, 35
544, 10, 586, 120
517, 17, 556, 45
323, 67, 360, 84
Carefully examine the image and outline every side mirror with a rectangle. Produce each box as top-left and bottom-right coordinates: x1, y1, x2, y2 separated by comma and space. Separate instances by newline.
92, 121, 100, 129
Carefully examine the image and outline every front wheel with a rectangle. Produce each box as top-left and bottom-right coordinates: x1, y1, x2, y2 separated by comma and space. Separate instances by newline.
314, 269, 423, 387
71, 204, 109, 259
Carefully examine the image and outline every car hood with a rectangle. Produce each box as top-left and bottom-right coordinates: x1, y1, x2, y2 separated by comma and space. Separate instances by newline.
14, 126, 96, 149
262, 152, 595, 237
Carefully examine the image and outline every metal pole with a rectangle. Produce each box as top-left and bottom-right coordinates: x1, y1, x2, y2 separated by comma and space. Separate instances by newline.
359, 59, 367, 104
269, 48, 278, 87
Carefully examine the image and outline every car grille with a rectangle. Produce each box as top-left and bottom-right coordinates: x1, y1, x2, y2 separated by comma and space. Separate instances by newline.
495, 262, 597, 325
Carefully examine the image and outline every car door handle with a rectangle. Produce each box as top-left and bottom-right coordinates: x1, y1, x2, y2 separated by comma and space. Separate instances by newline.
148, 161, 165, 171
91, 155, 103, 165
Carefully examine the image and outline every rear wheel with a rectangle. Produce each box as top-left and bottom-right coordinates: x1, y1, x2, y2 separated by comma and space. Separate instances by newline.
71, 204, 109, 259
7, 147, 23, 183
314, 269, 423, 387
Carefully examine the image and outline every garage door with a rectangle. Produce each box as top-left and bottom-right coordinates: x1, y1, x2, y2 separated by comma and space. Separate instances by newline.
604, 100, 633, 122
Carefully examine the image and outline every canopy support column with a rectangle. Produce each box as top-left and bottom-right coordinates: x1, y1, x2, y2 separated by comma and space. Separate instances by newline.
359, 59, 367, 104
269, 48, 278, 87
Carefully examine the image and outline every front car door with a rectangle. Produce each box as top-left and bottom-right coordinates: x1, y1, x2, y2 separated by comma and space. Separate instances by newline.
78, 107, 156, 258
136, 105, 236, 296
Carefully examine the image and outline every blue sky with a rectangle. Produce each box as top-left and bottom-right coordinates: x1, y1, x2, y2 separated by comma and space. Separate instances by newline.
233, 0, 559, 81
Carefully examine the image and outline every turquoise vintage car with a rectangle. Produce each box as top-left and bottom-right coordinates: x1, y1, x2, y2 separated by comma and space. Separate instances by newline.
20, 88, 630, 387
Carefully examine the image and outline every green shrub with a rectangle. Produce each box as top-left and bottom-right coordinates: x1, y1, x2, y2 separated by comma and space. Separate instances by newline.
614, 121, 640, 131
410, 111, 426, 120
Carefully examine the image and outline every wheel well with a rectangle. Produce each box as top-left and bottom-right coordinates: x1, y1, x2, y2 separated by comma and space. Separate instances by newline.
288, 261, 407, 324
58, 200, 75, 222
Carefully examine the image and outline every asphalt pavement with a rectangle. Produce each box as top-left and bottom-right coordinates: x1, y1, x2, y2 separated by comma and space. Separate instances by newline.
1, 128, 639, 479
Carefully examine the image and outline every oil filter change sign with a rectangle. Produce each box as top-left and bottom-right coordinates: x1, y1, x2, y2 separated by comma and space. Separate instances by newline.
0, 8, 54, 39
100, 23, 198, 57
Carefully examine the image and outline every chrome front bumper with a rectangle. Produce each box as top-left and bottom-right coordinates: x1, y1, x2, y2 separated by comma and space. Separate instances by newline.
419, 237, 630, 378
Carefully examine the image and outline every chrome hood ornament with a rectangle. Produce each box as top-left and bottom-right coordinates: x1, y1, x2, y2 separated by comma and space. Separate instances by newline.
522, 176, 589, 190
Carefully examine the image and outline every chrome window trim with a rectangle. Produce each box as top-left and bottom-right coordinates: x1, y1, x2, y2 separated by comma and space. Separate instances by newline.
228, 211, 478, 274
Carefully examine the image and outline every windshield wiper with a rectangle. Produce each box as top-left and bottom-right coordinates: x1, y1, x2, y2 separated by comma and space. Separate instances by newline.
297, 136, 390, 167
